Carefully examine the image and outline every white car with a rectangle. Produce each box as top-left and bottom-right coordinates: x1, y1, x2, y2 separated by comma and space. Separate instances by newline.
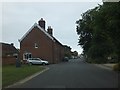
27, 58, 49, 65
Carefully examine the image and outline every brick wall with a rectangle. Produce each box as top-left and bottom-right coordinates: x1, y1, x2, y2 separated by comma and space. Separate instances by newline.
53, 42, 64, 63
20, 27, 54, 63
20, 24, 65, 64
2, 56, 16, 65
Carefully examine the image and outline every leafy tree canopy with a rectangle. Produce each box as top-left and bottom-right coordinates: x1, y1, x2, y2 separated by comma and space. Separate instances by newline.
76, 2, 120, 63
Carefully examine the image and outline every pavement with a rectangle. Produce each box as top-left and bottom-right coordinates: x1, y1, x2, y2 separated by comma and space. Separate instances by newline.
103, 63, 116, 68
94, 63, 116, 71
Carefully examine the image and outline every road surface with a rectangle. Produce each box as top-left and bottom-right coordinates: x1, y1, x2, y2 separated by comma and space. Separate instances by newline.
12, 59, 118, 88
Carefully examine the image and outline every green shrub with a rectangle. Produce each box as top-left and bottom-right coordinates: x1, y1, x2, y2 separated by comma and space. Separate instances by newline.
86, 58, 107, 64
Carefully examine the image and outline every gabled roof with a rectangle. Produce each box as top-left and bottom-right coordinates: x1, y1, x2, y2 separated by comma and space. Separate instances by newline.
19, 22, 64, 47
0, 42, 19, 56
53, 37, 63, 46
19, 23, 54, 42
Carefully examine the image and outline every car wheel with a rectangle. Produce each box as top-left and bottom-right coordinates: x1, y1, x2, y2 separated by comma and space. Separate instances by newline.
42, 63, 46, 65
29, 62, 32, 65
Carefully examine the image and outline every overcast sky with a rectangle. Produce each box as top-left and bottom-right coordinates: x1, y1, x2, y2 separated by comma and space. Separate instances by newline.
1, 1, 102, 54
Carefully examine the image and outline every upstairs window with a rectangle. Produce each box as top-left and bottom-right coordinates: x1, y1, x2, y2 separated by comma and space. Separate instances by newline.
35, 43, 38, 48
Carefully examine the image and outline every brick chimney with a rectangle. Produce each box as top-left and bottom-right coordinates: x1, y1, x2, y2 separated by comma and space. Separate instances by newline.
11, 43, 14, 46
47, 26, 53, 36
38, 18, 45, 30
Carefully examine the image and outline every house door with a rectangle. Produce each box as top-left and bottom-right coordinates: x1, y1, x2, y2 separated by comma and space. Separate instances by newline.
23, 53, 32, 60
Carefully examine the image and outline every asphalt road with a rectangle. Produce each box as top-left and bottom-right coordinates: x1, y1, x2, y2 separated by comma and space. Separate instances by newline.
12, 59, 118, 88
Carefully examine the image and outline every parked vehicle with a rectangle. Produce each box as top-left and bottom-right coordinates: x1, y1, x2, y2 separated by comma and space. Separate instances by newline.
27, 58, 49, 65
63, 57, 69, 62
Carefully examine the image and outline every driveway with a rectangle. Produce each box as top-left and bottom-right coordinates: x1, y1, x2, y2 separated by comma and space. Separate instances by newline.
12, 58, 118, 88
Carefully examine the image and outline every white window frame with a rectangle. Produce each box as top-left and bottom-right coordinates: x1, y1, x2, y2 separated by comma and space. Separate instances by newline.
23, 53, 32, 60
35, 43, 38, 48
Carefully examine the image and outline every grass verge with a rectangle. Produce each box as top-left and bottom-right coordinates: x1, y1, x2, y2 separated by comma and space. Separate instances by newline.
2, 65, 45, 87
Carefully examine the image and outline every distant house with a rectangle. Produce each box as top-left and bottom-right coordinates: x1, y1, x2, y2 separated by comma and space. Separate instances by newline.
64, 45, 72, 58
0, 43, 19, 65
19, 18, 65, 64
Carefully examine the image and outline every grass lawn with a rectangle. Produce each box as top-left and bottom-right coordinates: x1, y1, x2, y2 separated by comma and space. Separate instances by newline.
2, 65, 45, 87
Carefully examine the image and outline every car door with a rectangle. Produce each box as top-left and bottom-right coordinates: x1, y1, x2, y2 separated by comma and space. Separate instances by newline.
38, 59, 42, 64
33, 58, 39, 64
34, 58, 42, 64
32, 58, 37, 64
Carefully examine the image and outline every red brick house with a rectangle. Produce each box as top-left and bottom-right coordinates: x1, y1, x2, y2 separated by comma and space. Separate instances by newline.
0, 43, 19, 65
19, 18, 65, 64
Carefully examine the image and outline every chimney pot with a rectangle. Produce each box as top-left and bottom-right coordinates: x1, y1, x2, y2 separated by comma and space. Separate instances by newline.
47, 26, 53, 36
11, 43, 14, 46
38, 18, 45, 30
48, 26, 51, 29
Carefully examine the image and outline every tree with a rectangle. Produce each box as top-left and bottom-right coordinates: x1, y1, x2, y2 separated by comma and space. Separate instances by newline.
76, 9, 94, 54
76, 2, 120, 63
72, 51, 78, 57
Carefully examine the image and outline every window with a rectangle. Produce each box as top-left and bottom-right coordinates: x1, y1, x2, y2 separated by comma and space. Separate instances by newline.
35, 43, 38, 48
23, 53, 32, 60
